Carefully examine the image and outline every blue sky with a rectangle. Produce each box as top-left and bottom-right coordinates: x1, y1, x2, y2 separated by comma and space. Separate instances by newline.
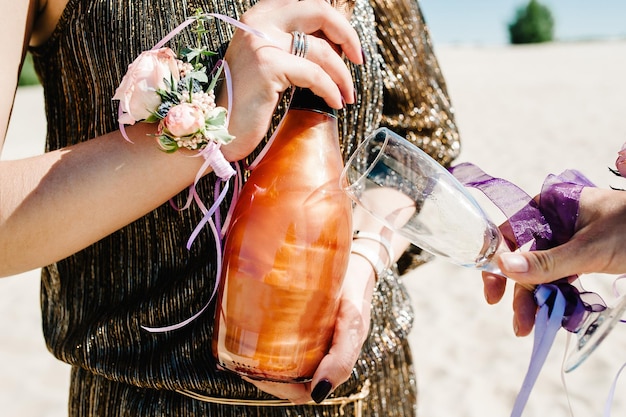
420, 0, 626, 45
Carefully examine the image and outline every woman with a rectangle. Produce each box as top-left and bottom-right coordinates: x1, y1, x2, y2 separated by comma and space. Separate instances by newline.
2, 0, 459, 415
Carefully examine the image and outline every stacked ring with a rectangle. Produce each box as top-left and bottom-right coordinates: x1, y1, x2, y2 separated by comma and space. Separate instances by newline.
290, 31, 309, 58
351, 231, 395, 281
352, 230, 395, 267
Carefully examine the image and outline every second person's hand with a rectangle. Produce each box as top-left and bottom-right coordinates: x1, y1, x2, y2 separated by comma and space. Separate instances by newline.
483, 187, 626, 336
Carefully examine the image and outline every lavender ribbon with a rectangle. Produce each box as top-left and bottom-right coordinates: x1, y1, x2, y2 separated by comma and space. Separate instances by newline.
449, 163, 606, 417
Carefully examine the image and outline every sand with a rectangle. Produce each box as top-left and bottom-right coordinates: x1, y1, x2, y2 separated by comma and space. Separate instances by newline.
2, 40, 626, 416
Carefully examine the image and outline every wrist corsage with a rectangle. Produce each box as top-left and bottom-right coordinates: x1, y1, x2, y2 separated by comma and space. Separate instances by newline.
113, 10, 235, 179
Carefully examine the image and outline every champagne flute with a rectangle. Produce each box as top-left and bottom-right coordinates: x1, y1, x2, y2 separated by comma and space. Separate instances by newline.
341, 127, 626, 372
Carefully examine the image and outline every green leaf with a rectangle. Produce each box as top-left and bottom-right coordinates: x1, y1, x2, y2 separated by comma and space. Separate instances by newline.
158, 135, 179, 153
207, 127, 235, 145
190, 70, 209, 84
201, 50, 217, 58
157, 88, 180, 104
207, 64, 223, 93
206, 107, 227, 126
184, 48, 204, 63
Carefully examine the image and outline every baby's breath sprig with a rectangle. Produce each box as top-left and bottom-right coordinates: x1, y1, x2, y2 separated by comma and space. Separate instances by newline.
177, 9, 218, 86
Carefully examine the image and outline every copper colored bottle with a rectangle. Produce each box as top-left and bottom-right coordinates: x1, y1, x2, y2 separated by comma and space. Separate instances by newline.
212, 88, 353, 382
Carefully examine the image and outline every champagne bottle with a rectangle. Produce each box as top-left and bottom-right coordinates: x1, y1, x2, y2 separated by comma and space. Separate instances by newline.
212, 88, 353, 382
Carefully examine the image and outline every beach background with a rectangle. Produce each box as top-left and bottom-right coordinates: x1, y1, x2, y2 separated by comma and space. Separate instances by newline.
2, 14, 626, 417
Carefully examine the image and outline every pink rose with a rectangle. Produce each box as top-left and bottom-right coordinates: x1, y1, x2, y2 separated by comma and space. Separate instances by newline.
616, 142, 626, 177
162, 102, 206, 137
113, 48, 180, 125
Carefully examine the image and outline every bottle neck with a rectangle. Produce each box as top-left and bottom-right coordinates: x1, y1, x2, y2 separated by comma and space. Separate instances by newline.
289, 88, 337, 118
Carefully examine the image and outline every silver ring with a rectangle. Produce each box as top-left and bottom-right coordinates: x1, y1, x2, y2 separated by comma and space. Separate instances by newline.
290, 31, 309, 58
352, 230, 395, 268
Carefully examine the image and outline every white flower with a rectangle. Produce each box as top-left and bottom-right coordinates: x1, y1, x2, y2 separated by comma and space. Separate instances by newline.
113, 48, 180, 125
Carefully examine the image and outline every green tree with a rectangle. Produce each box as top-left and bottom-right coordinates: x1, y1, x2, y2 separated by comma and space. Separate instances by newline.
508, 0, 555, 44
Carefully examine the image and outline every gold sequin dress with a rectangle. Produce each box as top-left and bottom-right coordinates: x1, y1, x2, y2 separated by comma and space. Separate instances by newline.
30, 0, 460, 415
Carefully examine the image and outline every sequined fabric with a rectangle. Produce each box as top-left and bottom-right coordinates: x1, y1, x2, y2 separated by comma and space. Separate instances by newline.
30, 0, 459, 415
373, 0, 461, 167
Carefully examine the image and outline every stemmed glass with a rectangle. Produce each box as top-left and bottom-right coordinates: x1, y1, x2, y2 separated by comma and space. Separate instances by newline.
341, 127, 626, 372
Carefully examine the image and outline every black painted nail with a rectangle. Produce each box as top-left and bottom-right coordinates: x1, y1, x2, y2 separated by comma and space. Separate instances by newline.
361, 47, 367, 64
311, 379, 333, 404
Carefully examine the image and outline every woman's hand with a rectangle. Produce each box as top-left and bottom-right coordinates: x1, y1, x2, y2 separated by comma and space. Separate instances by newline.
482, 187, 626, 336
219, 0, 363, 161
245, 254, 375, 404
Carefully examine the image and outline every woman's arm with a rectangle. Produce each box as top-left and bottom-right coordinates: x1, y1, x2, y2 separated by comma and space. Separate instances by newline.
0, 0, 238, 275
0, 0, 363, 277
0, 125, 215, 277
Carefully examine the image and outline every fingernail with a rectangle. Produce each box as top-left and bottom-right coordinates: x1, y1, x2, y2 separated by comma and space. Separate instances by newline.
311, 379, 333, 404
500, 253, 529, 273
361, 47, 367, 64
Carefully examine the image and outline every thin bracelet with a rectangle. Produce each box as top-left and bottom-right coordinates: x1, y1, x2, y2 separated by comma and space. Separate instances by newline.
352, 230, 395, 267
350, 243, 388, 281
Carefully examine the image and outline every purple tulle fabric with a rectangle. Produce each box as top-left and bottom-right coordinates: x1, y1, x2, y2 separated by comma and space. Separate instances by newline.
449, 163, 606, 417
449, 163, 605, 331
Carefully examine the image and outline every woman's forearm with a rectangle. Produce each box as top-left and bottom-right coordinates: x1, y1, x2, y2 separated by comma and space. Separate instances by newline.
0, 124, 210, 277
